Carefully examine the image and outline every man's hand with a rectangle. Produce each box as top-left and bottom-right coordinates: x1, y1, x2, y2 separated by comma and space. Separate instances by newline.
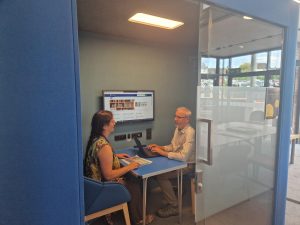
150, 146, 168, 157
147, 144, 159, 149
116, 153, 130, 159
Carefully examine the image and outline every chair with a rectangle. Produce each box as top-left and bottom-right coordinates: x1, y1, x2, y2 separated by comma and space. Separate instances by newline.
84, 177, 131, 225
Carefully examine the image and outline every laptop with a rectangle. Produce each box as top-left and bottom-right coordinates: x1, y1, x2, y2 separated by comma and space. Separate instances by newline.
133, 136, 159, 158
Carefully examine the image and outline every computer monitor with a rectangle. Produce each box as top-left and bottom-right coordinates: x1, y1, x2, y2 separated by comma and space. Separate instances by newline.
102, 90, 155, 123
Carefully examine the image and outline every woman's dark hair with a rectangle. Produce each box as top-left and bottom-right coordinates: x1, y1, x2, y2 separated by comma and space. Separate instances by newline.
84, 110, 113, 175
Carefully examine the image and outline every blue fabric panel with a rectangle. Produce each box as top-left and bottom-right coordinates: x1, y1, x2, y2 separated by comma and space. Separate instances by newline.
273, 22, 299, 225
84, 178, 131, 215
0, 0, 83, 225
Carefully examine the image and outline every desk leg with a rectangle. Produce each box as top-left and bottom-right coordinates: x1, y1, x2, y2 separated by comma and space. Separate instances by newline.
177, 169, 183, 224
290, 140, 296, 164
142, 177, 148, 225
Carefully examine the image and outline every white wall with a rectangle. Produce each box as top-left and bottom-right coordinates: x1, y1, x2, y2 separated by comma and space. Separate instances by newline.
79, 32, 197, 150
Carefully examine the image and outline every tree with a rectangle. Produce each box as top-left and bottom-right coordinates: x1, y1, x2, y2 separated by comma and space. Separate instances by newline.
239, 62, 251, 72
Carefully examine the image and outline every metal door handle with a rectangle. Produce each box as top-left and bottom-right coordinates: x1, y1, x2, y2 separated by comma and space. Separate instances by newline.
195, 171, 203, 193
198, 118, 213, 165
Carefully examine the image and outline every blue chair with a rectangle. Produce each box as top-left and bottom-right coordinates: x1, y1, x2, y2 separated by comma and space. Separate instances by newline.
84, 177, 131, 225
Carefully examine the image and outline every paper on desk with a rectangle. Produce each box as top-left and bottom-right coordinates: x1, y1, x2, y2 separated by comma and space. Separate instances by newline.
121, 155, 152, 166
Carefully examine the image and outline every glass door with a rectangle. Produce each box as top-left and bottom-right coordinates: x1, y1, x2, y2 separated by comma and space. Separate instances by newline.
195, 4, 283, 225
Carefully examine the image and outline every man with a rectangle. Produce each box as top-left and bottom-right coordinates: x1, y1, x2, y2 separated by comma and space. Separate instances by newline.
148, 107, 195, 218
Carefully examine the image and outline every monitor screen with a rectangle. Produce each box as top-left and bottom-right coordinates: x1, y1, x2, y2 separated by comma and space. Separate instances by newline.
102, 90, 154, 123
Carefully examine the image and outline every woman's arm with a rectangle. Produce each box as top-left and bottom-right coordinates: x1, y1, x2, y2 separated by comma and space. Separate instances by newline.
98, 145, 139, 181
116, 153, 130, 159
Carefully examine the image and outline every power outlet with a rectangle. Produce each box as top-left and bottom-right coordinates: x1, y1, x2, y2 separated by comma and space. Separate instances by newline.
114, 134, 126, 141
131, 132, 142, 138
146, 128, 152, 140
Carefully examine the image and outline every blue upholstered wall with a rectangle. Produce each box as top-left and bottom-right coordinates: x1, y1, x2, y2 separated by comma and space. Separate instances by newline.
0, 0, 83, 225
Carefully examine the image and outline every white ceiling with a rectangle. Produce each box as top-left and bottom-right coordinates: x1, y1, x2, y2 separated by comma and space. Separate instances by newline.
199, 14, 283, 57
77, 0, 284, 57
77, 0, 199, 50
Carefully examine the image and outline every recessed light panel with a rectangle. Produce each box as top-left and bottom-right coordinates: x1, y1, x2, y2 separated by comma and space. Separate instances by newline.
128, 13, 184, 29
243, 16, 253, 20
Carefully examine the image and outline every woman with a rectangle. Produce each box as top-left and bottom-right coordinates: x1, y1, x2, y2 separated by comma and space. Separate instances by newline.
84, 110, 154, 225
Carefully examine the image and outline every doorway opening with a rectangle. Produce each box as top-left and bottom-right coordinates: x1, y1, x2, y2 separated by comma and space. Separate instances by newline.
77, 1, 284, 224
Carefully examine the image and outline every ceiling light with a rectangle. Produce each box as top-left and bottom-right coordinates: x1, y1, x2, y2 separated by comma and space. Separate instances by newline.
203, 3, 210, 9
243, 16, 253, 20
128, 13, 184, 30
239, 45, 244, 48
294, 0, 300, 3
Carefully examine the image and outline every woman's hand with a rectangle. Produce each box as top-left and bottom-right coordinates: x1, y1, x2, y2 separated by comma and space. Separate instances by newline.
128, 161, 140, 170
116, 153, 130, 159
115, 177, 126, 185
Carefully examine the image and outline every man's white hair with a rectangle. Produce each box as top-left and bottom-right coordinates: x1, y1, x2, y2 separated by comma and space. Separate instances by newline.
176, 107, 192, 118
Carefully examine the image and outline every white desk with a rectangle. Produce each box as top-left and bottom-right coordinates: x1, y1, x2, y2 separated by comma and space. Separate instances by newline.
214, 121, 276, 146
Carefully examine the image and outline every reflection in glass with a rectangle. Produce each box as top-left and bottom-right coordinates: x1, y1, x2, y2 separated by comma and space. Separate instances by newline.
254, 75, 265, 87
232, 77, 251, 87
231, 55, 251, 72
220, 58, 229, 75
269, 75, 280, 87
196, 4, 283, 225
269, 50, 282, 69
254, 52, 268, 71
201, 57, 217, 74
219, 75, 228, 86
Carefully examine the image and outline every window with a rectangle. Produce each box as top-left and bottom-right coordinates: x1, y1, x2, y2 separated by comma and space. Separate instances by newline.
220, 58, 229, 75
269, 75, 280, 87
219, 76, 228, 86
201, 57, 217, 74
269, 50, 281, 69
202, 50, 281, 88
254, 76, 265, 87
232, 77, 251, 87
231, 55, 251, 72
254, 52, 267, 71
